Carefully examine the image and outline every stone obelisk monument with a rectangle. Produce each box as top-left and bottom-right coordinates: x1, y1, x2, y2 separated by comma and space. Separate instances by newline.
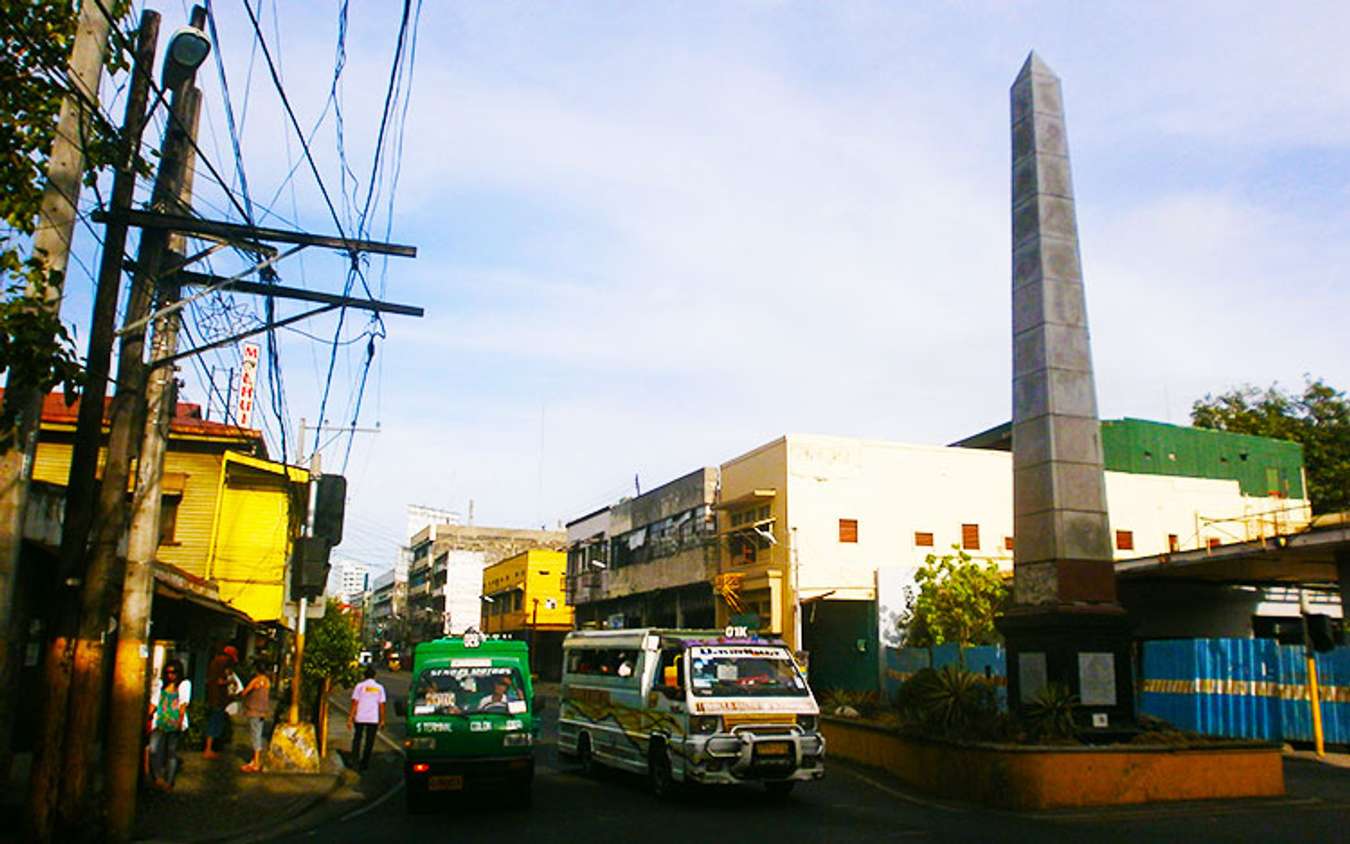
998, 52, 1134, 731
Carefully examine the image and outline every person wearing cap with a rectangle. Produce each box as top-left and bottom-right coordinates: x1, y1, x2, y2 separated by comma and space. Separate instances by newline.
203, 643, 239, 758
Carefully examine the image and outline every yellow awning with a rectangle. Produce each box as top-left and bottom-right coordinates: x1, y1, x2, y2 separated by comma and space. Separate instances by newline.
223, 450, 309, 483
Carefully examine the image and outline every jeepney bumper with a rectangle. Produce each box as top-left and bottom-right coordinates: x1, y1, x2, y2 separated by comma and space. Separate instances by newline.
404, 753, 534, 795
682, 730, 826, 785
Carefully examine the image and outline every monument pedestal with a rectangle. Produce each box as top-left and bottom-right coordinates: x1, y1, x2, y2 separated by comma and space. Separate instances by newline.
998, 604, 1136, 738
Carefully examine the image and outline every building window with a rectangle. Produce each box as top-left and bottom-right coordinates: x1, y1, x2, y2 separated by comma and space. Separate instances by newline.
1168, 534, 1179, 553
961, 524, 980, 550
839, 519, 858, 543
159, 496, 181, 545
1004, 536, 1014, 551
914, 531, 934, 547
1115, 530, 1134, 551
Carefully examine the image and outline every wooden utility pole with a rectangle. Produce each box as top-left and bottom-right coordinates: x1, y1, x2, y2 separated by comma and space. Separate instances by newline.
104, 8, 208, 838
51, 12, 161, 833
0, 0, 111, 791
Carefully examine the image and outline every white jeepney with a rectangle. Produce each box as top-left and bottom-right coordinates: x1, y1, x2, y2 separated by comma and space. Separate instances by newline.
558, 628, 825, 796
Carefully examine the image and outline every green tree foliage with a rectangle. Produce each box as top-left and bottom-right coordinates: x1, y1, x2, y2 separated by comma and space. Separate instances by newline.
0, 2, 134, 439
301, 599, 362, 693
1192, 377, 1350, 514
900, 548, 1010, 647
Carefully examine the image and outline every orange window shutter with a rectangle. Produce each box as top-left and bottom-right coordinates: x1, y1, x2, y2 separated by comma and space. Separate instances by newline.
961, 524, 980, 550
839, 519, 858, 543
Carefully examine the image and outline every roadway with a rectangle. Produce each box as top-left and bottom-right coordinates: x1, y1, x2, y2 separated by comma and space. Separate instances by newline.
284, 670, 1350, 843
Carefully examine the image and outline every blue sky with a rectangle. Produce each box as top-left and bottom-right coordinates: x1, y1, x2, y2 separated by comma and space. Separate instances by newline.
58, 1, 1350, 571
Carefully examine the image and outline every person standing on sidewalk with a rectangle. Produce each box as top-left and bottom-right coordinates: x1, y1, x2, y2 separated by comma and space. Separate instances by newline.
203, 644, 239, 758
148, 660, 192, 791
238, 660, 272, 773
347, 667, 386, 771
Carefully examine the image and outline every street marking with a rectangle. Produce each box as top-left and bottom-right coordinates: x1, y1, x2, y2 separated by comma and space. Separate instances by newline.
338, 778, 406, 823
834, 764, 963, 813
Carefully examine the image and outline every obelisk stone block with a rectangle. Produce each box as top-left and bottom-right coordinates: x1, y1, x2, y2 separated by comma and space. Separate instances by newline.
1000, 52, 1135, 732
1009, 52, 1114, 604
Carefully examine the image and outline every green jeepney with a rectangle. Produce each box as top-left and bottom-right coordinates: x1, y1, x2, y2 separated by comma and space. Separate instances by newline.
397, 632, 536, 811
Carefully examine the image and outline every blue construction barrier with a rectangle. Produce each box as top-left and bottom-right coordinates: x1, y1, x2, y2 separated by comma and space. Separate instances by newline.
1141, 638, 1350, 744
882, 644, 1008, 709
881, 637, 1347, 743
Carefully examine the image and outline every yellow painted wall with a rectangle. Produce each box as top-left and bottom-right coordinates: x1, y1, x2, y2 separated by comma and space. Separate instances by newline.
31, 436, 232, 578
209, 455, 305, 623
482, 549, 572, 633
717, 437, 791, 641
31, 425, 303, 625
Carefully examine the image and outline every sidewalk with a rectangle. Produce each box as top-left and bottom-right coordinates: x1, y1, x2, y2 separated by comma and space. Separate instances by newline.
132, 702, 383, 842
130, 693, 402, 843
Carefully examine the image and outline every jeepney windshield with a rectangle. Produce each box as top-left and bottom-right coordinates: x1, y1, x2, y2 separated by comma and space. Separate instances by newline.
687, 645, 808, 698
412, 664, 528, 715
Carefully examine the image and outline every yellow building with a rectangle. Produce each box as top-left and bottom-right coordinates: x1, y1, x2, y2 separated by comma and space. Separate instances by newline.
23, 391, 308, 623
715, 439, 792, 644
481, 549, 572, 678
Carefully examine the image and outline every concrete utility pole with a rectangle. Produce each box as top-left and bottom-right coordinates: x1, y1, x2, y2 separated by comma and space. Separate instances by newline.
104, 8, 210, 840
51, 12, 160, 833
288, 451, 321, 726
0, 0, 111, 790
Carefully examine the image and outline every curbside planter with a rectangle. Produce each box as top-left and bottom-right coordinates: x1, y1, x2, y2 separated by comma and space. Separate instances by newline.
821, 716, 1285, 810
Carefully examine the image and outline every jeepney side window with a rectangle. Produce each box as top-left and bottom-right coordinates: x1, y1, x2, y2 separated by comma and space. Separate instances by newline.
567, 648, 596, 675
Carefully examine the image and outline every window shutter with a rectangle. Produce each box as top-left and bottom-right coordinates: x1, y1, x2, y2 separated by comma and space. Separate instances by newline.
839, 519, 858, 543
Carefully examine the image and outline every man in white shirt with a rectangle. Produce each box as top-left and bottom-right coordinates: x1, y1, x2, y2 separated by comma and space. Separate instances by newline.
347, 667, 386, 771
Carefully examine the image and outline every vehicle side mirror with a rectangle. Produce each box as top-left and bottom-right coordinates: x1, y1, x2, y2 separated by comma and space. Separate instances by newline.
394, 697, 407, 717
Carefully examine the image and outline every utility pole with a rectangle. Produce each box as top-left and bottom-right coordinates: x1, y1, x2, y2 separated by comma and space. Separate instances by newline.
288, 451, 321, 725
0, 0, 111, 790
48, 12, 161, 835
104, 8, 210, 841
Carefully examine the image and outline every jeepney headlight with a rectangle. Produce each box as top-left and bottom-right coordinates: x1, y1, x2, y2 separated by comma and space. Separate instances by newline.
404, 737, 436, 750
691, 715, 720, 735
502, 732, 534, 747
797, 715, 817, 732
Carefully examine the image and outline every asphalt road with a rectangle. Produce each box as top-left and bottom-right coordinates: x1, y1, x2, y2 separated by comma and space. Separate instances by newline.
284, 671, 1350, 844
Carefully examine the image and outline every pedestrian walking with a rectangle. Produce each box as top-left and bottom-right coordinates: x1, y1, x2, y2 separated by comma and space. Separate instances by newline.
238, 660, 272, 773
148, 659, 192, 791
203, 644, 239, 759
347, 666, 386, 771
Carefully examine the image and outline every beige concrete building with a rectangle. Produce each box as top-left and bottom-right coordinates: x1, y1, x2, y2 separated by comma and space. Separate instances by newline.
407, 524, 564, 640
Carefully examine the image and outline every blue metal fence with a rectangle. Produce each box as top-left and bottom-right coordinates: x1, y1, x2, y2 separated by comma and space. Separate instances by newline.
1140, 638, 1350, 743
880, 638, 1348, 743
882, 644, 1007, 708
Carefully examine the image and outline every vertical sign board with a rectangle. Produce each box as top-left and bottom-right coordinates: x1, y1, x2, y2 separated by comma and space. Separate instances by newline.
237, 341, 261, 427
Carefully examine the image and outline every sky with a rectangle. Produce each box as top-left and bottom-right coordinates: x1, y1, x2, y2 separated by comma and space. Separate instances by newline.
58, 1, 1350, 573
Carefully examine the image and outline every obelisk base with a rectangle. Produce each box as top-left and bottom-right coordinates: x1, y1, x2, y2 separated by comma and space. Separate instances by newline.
997, 604, 1136, 739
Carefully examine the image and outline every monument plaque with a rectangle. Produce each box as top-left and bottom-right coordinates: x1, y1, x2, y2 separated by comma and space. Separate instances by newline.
1078, 652, 1117, 706
1019, 651, 1048, 704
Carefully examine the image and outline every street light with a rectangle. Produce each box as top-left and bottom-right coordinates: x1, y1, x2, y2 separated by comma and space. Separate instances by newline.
161, 24, 211, 88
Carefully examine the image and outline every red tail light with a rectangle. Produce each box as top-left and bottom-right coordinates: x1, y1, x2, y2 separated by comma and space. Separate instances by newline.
411, 763, 430, 774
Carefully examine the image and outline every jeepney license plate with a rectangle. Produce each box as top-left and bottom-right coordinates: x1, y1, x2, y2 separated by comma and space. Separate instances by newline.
756, 742, 790, 756
428, 775, 463, 791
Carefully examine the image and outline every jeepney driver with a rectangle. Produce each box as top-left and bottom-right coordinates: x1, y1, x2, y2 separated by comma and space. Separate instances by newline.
477, 675, 517, 712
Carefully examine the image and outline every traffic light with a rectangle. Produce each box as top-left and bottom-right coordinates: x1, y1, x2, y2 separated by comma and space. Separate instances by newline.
290, 535, 332, 601
1306, 613, 1338, 653
314, 474, 346, 546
